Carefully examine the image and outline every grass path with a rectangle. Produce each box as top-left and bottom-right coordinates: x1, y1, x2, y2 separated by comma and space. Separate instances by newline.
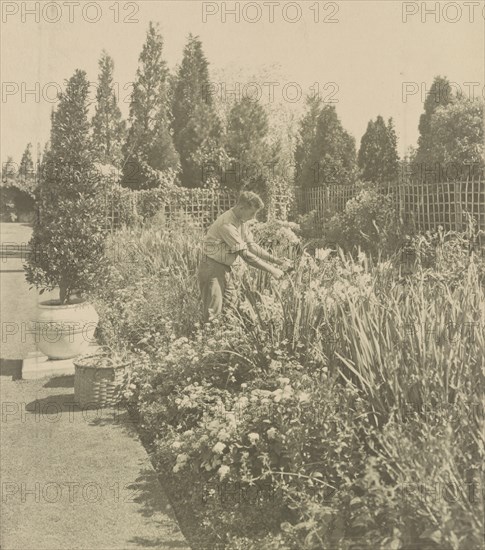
0, 223, 190, 549
0, 375, 190, 549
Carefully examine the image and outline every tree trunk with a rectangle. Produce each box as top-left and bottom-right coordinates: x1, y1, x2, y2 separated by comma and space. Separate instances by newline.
59, 275, 69, 304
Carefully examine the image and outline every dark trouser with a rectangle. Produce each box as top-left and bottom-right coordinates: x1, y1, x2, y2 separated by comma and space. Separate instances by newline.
198, 256, 237, 322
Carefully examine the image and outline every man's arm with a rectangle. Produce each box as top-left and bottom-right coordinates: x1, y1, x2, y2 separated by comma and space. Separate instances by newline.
218, 222, 284, 278
242, 223, 283, 264
238, 248, 283, 277
246, 241, 283, 265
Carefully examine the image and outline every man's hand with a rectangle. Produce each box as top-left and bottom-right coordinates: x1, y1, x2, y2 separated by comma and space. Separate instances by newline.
271, 267, 285, 280
279, 258, 293, 272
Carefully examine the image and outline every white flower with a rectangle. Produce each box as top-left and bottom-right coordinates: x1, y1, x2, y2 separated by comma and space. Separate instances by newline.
298, 392, 310, 403
218, 429, 230, 441
248, 432, 260, 444
273, 385, 293, 402
173, 451, 189, 472
172, 441, 182, 450
218, 465, 230, 480
278, 377, 290, 385
212, 441, 226, 454
252, 389, 271, 398
273, 389, 283, 402
238, 396, 249, 408
267, 427, 277, 439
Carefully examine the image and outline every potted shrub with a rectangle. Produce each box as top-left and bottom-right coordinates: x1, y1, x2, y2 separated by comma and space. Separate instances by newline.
24, 70, 110, 359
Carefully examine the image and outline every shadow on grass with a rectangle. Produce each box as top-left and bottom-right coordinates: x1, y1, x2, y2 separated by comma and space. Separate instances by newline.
126, 468, 190, 548
43, 375, 74, 388
25, 392, 78, 413
0, 358, 22, 380
24, 392, 141, 438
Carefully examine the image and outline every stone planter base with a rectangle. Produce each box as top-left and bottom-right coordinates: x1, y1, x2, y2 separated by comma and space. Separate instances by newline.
22, 345, 101, 379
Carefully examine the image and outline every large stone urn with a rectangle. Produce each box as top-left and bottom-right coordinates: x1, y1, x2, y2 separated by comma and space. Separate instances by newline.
34, 298, 99, 359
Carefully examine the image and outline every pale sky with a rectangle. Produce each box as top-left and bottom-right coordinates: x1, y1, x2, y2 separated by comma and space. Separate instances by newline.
1, 0, 484, 167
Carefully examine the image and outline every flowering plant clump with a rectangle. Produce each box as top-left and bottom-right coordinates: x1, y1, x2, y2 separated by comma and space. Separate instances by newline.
249, 219, 301, 255
323, 181, 403, 259
93, 210, 484, 550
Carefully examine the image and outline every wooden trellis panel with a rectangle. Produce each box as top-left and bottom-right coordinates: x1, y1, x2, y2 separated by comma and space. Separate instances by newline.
298, 177, 485, 234
102, 178, 484, 237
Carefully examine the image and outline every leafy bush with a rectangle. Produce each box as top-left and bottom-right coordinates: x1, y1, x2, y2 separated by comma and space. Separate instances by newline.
0, 185, 35, 222
324, 181, 404, 259
249, 218, 301, 253
24, 70, 110, 304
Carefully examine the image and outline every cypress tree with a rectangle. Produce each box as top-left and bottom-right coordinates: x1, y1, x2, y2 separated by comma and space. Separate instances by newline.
416, 76, 453, 165
172, 34, 222, 187
122, 22, 179, 189
225, 95, 271, 197
92, 50, 126, 168
358, 116, 399, 183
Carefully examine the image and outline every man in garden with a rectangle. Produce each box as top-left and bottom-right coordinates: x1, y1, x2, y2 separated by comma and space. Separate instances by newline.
198, 191, 292, 321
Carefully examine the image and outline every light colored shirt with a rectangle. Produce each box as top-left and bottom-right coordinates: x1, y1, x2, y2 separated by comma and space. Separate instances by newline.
202, 208, 255, 266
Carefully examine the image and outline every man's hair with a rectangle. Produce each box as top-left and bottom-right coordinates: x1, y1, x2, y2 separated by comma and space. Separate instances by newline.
236, 191, 264, 210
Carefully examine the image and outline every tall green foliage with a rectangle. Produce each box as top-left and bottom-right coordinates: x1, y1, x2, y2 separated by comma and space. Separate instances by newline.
416, 76, 453, 165
358, 116, 400, 183
295, 98, 357, 188
172, 34, 222, 188
427, 95, 484, 170
225, 96, 271, 198
25, 70, 109, 304
122, 22, 179, 189
2, 155, 16, 181
414, 76, 484, 179
19, 143, 35, 182
91, 50, 126, 168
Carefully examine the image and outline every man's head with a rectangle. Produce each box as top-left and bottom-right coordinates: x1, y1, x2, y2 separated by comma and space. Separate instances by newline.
233, 191, 264, 222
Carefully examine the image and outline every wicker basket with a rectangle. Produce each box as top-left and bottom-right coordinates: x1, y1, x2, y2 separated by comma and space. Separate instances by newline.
73, 350, 130, 408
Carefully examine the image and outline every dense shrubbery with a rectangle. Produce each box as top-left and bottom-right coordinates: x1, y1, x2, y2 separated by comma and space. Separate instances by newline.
92, 218, 485, 550
0, 184, 35, 222
323, 181, 404, 259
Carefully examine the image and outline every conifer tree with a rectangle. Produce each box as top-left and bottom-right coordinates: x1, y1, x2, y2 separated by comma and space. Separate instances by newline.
92, 50, 126, 168
295, 101, 356, 188
225, 95, 271, 197
19, 142, 34, 182
2, 155, 16, 183
172, 34, 222, 187
294, 95, 323, 188
384, 117, 400, 182
25, 70, 108, 304
122, 22, 179, 189
416, 76, 453, 165
358, 116, 399, 183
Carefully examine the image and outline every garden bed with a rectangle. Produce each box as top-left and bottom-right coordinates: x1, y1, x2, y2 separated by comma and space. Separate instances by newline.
91, 218, 485, 550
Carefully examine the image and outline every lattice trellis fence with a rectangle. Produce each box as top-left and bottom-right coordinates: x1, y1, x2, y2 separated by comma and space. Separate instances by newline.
36, 178, 484, 237
298, 178, 485, 234
102, 186, 295, 233
160, 189, 238, 228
